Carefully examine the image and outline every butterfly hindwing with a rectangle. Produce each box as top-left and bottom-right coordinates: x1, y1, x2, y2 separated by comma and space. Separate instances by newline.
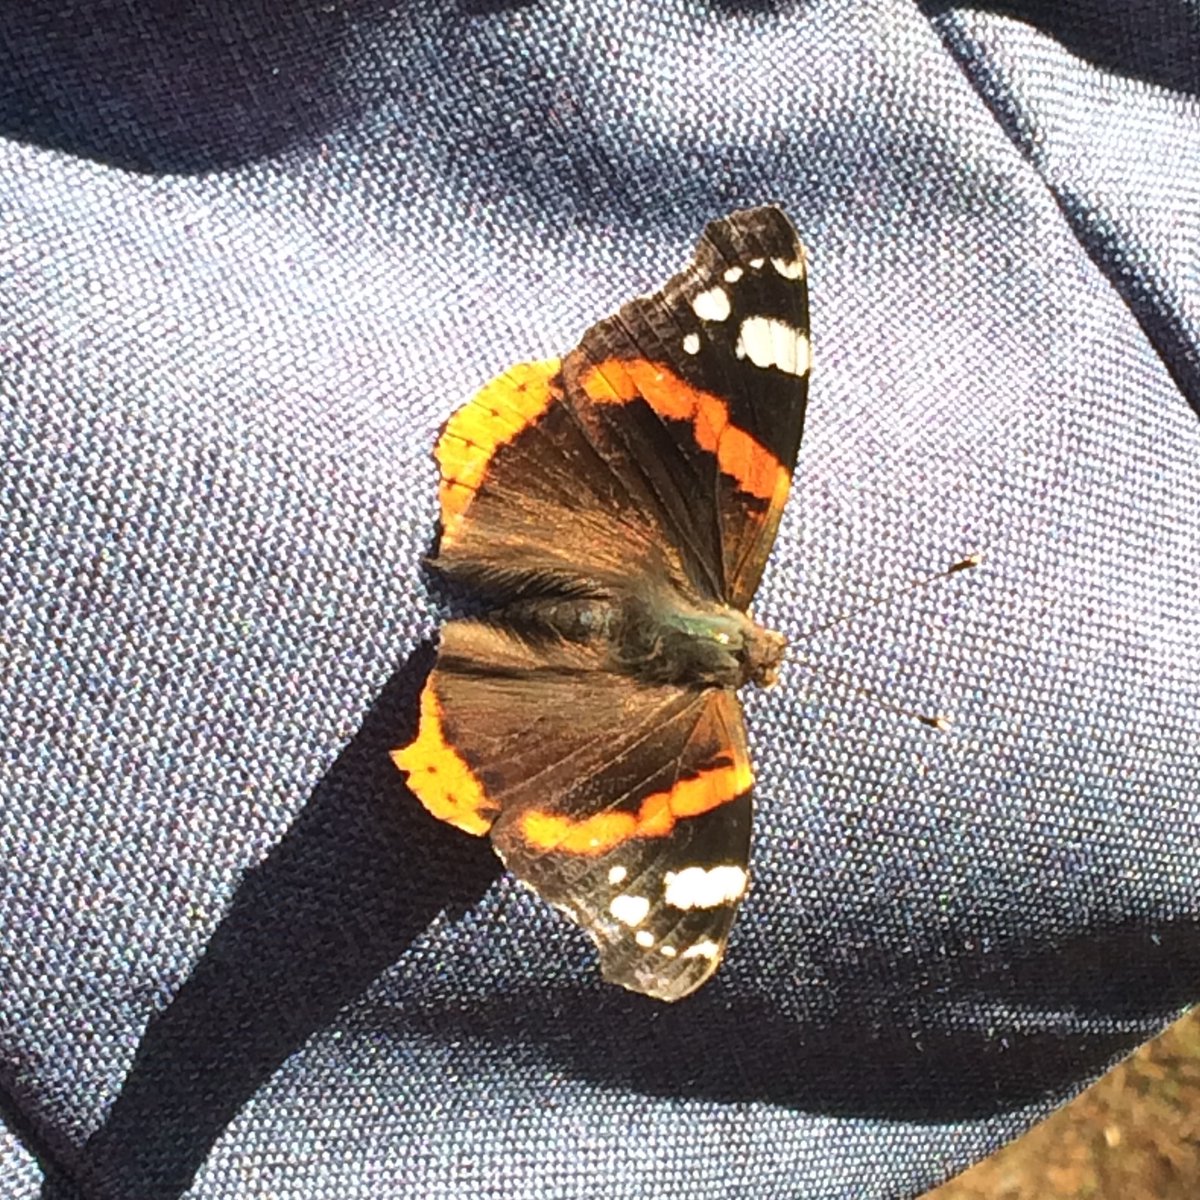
394, 623, 753, 1001
431, 358, 701, 601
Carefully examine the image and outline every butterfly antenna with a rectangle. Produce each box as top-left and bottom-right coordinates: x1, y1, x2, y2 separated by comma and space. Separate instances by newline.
794, 553, 981, 641
786, 657, 954, 732
783, 553, 983, 732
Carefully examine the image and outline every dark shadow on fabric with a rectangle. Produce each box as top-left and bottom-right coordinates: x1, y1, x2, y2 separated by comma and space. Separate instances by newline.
1, 2, 813, 241
704, 0, 796, 13
458, 0, 540, 13
39, 641, 499, 1200
1056, 197, 1200, 421
0, 1083, 84, 1200
923, 0, 1200, 97
0, 1, 394, 173
389, 913, 1200, 1121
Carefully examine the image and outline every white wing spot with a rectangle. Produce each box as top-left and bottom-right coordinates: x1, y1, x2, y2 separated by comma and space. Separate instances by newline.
692, 287, 731, 323
607, 865, 628, 886
681, 940, 720, 960
663, 865, 747, 910
735, 316, 810, 377
723, 266, 744, 283
748, 257, 764, 269
682, 332, 701, 355
771, 256, 805, 280
609, 893, 650, 927
635, 930, 655, 948
660, 945, 678, 958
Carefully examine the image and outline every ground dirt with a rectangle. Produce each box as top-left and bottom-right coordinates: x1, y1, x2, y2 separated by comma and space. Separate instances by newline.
924, 1007, 1200, 1199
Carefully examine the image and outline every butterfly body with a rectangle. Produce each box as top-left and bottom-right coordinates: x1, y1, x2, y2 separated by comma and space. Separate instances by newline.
395, 207, 809, 1001
452, 582, 784, 689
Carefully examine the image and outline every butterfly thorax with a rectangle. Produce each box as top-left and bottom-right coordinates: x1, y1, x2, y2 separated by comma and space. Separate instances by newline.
618, 600, 786, 689
500, 592, 785, 690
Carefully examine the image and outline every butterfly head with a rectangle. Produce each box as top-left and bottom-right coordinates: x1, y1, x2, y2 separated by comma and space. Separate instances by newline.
742, 620, 787, 689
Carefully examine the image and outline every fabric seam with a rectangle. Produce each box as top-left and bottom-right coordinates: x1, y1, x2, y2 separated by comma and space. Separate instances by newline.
916, 2, 1200, 414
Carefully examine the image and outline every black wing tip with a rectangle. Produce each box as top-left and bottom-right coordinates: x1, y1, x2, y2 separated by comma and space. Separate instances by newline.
695, 207, 807, 286
704, 204, 802, 245
600, 946, 725, 1003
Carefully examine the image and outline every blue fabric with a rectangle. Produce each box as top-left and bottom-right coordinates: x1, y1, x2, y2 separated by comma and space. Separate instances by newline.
0, 1127, 42, 1200
2, 2, 1198, 1197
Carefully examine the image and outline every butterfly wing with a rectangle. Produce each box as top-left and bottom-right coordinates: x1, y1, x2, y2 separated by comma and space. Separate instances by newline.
572, 205, 810, 609
393, 619, 753, 1001
432, 207, 809, 609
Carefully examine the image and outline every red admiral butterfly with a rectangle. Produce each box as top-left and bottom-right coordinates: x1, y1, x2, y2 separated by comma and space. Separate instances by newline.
394, 207, 809, 1000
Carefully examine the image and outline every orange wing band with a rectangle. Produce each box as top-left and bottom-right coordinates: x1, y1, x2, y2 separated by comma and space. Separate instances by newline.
578, 358, 789, 506
392, 680, 498, 836
518, 758, 753, 856
435, 358, 562, 545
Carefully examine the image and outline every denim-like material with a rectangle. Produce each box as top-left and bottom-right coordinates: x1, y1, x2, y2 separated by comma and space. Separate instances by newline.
2, 2, 1198, 1198
0, 1127, 42, 1200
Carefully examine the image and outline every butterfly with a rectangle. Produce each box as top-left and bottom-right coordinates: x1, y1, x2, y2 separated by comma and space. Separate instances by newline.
393, 207, 809, 1000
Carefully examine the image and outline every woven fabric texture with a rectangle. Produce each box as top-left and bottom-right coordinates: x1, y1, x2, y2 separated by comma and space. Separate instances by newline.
0, 1127, 41, 1200
2, 2, 1198, 1198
